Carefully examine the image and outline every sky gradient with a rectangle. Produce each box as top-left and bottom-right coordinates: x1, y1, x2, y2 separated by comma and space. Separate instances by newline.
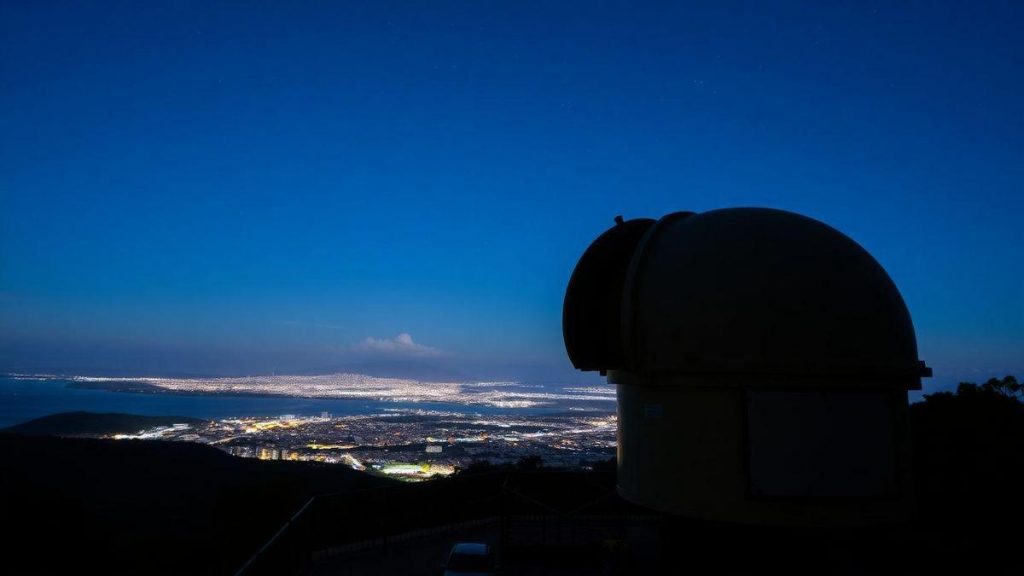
1, 2, 1021, 390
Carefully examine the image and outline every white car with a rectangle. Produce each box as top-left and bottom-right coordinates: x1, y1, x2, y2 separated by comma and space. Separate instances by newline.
441, 542, 497, 576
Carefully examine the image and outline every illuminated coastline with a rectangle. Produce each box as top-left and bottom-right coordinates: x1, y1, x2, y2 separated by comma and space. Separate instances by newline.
10, 372, 616, 409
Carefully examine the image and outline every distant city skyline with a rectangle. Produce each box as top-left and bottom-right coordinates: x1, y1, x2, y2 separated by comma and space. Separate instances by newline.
2, 2, 1022, 391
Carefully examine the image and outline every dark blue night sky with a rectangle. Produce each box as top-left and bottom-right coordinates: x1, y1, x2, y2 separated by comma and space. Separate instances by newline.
1, 2, 1021, 389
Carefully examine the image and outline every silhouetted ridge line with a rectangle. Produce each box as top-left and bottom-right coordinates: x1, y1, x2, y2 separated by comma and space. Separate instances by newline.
2, 411, 207, 436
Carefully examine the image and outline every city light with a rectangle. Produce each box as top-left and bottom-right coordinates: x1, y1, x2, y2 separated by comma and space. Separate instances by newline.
104, 408, 617, 481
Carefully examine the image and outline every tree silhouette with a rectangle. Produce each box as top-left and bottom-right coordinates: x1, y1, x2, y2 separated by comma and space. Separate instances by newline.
909, 375, 1024, 573
913, 382, 1023, 517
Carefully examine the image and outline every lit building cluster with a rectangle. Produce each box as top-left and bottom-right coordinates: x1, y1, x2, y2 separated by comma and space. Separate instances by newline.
103, 409, 618, 481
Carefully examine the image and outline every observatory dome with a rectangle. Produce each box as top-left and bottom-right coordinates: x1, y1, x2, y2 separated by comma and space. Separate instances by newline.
563, 208, 929, 385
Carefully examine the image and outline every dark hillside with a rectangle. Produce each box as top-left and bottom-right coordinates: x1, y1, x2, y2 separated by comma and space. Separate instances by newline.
0, 434, 395, 575
2, 411, 206, 436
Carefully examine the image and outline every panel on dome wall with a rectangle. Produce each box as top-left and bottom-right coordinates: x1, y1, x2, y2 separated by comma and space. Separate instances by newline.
744, 389, 898, 499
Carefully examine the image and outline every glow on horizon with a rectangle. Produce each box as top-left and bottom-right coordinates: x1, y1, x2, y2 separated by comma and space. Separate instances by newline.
12, 372, 616, 409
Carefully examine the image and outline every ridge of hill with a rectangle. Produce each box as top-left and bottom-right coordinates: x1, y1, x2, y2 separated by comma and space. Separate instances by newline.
2, 411, 207, 436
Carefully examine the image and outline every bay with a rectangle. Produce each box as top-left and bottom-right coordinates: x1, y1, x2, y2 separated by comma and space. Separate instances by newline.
0, 376, 574, 428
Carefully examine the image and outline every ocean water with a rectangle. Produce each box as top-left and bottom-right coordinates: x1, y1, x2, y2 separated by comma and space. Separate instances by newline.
0, 377, 587, 428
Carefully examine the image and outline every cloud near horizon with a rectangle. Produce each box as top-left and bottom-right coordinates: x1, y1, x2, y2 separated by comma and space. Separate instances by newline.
354, 333, 443, 358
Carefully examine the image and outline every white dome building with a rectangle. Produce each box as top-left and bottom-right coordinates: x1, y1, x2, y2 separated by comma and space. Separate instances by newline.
563, 208, 930, 526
